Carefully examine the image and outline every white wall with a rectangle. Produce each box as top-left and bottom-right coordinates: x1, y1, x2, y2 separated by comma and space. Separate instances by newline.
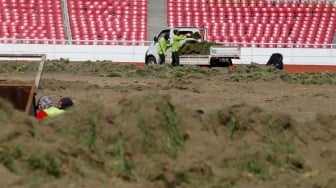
0, 44, 147, 62
0, 43, 335, 65
242, 48, 336, 65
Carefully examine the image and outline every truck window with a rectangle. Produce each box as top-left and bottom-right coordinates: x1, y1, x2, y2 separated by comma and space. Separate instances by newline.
178, 31, 201, 39
157, 30, 170, 41
179, 31, 192, 36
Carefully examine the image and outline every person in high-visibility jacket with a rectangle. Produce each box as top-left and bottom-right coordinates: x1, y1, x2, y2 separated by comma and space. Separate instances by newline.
36, 97, 74, 119
35, 95, 60, 119
171, 29, 186, 66
39, 106, 65, 118
158, 33, 171, 64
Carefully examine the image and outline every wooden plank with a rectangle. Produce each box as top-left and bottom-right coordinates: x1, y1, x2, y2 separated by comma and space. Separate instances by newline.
34, 54, 46, 90
0, 53, 46, 90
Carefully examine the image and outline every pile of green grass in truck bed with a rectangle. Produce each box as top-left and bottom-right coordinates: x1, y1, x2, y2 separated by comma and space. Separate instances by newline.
179, 40, 218, 55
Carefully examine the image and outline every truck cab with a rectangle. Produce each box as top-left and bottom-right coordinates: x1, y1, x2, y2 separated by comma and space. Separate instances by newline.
145, 27, 207, 65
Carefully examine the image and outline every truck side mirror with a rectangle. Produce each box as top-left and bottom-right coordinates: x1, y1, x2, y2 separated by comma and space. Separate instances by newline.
154, 36, 158, 43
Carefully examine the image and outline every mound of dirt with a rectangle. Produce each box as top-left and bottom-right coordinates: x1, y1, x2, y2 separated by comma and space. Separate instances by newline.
0, 61, 336, 187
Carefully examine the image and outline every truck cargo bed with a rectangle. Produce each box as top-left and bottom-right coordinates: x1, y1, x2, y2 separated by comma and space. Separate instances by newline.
210, 46, 240, 57
179, 55, 210, 65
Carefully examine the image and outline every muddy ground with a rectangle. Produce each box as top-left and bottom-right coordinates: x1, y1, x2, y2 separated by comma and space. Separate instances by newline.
0, 61, 335, 188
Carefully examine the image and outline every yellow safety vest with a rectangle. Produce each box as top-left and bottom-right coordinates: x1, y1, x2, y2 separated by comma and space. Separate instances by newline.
43, 107, 65, 118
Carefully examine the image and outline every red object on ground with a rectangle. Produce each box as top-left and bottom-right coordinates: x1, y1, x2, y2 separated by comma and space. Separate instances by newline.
284, 65, 336, 73
36, 110, 48, 119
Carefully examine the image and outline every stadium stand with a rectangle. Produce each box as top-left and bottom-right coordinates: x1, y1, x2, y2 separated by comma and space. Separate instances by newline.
167, 0, 336, 48
67, 0, 147, 44
0, 0, 147, 45
0, 0, 65, 43
0, 0, 334, 48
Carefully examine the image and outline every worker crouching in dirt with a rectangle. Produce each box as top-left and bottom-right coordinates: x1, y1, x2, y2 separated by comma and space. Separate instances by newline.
36, 96, 74, 119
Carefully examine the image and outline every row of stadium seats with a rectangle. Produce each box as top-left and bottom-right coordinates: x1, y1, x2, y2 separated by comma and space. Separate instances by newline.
0, 0, 65, 41
167, 0, 336, 48
0, 0, 147, 44
68, 0, 147, 44
0, 0, 335, 48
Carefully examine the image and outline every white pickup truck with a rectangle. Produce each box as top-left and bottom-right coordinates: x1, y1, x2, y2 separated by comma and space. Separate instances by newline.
145, 27, 240, 67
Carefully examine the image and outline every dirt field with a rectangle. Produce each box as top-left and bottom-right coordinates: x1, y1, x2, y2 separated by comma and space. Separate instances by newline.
0, 61, 336, 188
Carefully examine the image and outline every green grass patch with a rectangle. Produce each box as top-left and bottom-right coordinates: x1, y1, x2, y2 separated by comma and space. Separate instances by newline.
132, 95, 185, 159
137, 119, 159, 154
262, 129, 306, 172
0, 99, 15, 121
1, 131, 21, 142
162, 100, 185, 158
0, 150, 18, 173
180, 40, 219, 55
238, 153, 269, 176
82, 111, 100, 152
27, 154, 61, 178
107, 131, 134, 174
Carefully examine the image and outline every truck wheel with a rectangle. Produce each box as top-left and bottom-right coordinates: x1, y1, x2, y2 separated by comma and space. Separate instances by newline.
146, 56, 157, 65
220, 59, 232, 67
228, 58, 233, 66
210, 60, 216, 67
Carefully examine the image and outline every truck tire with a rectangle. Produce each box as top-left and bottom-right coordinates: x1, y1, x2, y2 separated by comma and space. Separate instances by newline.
210, 58, 232, 67
228, 58, 233, 66
221, 58, 232, 67
146, 56, 157, 65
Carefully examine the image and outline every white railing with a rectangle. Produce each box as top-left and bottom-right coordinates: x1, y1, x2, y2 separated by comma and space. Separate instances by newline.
0, 38, 150, 46
0, 38, 335, 49
0, 38, 335, 65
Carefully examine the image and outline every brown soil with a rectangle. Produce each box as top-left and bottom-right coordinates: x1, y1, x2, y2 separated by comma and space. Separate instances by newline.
0, 61, 335, 188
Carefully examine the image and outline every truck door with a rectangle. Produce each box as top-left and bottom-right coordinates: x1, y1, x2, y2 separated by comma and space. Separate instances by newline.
157, 30, 172, 64
146, 29, 170, 64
